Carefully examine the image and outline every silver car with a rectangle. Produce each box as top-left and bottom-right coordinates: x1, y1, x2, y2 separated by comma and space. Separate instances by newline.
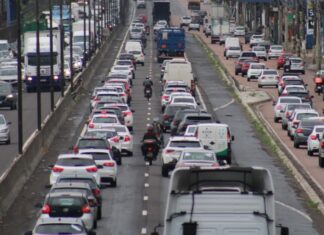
129, 28, 143, 40
0, 114, 10, 144
0, 66, 18, 84
252, 46, 267, 61
258, 69, 279, 88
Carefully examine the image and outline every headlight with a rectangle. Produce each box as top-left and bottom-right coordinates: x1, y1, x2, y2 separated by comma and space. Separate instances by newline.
54, 75, 59, 80
0, 128, 8, 133
6, 94, 13, 99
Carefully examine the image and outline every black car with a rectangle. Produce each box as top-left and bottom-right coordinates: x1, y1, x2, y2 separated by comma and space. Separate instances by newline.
0, 81, 17, 110
177, 113, 213, 135
286, 90, 313, 106
170, 109, 206, 135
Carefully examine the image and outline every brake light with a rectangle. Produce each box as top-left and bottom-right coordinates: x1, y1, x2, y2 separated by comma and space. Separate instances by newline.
88, 123, 94, 128
163, 115, 169, 120
73, 146, 79, 153
52, 166, 64, 173
82, 205, 91, 213
166, 149, 175, 153
296, 128, 303, 134
211, 163, 219, 168
276, 105, 283, 110
123, 111, 132, 116
41, 204, 51, 214
310, 135, 317, 140
162, 95, 168, 100
124, 135, 130, 142
86, 167, 98, 172
94, 98, 100, 101
93, 188, 101, 197
321, 141, 324, 148
161, 44, 167, 49
111, 136, 119, 143
103, 162, 115, 167
121, 93, 126, 96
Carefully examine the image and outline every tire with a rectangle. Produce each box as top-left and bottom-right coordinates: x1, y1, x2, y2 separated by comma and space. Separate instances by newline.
111, 179, 117, 187
6, 137, 10, 145
274, 117, 279, 123
247, 77, 250, 82
235, 70, 238, 75
117, 158, 122, 165
258, 84, 262, 88
293, 141, 299, 148
319, 157, 324, 168
161, 165, 169, 177
93, 220, 97, 229
302, 70, 305, 74
264, 58, 267, 61
142, 62, 145, 66
226, 57, 228, 60
307, 149, 314, 156
10, 103, 17, 110
97, 206, 102, 220
128, 152, 133, 157
290, 135, 294, 141
282, 124, 287, 130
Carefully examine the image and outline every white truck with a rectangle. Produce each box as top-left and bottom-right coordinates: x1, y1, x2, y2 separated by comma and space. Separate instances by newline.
24, 30, 62, 92
211, 19, 230, 45
153, 167, 289, 235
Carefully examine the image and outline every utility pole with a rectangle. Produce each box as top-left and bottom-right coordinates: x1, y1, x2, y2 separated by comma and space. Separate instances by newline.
315, 0, 321, 70
284, 5, 289, 50
278, 1, 283, 44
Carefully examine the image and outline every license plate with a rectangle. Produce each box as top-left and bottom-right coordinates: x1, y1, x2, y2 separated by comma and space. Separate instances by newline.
147, 152, 153, 157
40, 79, 47, 82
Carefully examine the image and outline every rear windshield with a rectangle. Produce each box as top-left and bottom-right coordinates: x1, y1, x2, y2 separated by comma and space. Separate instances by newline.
59, 178, 96, 188
301, 120, 324, 128
51, 188, 88, 195
113, 126, 127, 132
271, 46, 283, 50
82, 152, 111, 161
48, 197, 85, 217
242, 52, 256, 57
291, 59, 302, 63
182, 152, 215, 161
253, 35, 263, 39
288, 92, 308, 98
285, 80, 303, 85
78, 139, 107, 148
315, 127, 324, 133
35, 224, 85, 234
229, 47, 240, 50
93, 116, 117, 123
286, 87, 304, 91
187, 116, 211, 121
253, 47, 265, 51
56, 158, 94, 167
173, 98, 194, 103
165, 105, 192, 115
169, 141, 201, 148
287, 104, 311, 110
263, 70, 277, 75
251, 64, 265, 69
296, 113, 318, 120
280, 98, 301, 103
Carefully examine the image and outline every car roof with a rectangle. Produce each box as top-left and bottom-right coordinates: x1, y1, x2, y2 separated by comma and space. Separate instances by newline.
170, 136, 200, 141
79, 149, 111, 154
57, 153, 93, 159
47, 190, 86, 197
51, 182, 91, 189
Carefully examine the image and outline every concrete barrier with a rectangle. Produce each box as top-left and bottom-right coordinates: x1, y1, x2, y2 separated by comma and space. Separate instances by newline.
0, 2, 130, 217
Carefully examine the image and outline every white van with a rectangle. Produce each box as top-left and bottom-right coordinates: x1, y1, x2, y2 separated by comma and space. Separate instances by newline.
224, 37, 240, 56
125, 41, 142, 53
185, 123, 234, 164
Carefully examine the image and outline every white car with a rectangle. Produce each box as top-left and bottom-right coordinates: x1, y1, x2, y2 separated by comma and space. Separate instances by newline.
188, 20, 200, 31
252, 46, 267, 61
153, 20, 168, 32
91, 91, 126, 109
110, 65, 133, 81
280, 85, 306, 96
180, 16, 191, 27
49, 154, 101, 186
268, 45, 284, 59
175, 150, 219, 169
161, 136, 204, 177
0, 66, 17, 84
203, 23, 211, 37
169, 96, 197, 108
250, 34, 264, 47
102, 103, 134, 131
234, 26, 245, 36
85, 128, 122, 151
225, 46, 241, 59
257, 69, 279, 88
161, 88, 188, 111
287, 109, 319, 138
273, 96, 303, 122
88, 114, 120, 129
129, 50, 145, 66
0, 114, 10, 144
307, 125, 324, 156
79, 149, 118, 186
247, 63, 266, 81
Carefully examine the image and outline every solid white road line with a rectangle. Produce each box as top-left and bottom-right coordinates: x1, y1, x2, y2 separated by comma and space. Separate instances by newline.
142, 210, 148, 216
276, 200, 313, 222
141, 228, 147, 234
213, 98, 235, 112
196, 86, 207, 110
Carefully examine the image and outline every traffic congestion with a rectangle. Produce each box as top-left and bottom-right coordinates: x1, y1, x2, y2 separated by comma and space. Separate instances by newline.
0, 0, 324, 235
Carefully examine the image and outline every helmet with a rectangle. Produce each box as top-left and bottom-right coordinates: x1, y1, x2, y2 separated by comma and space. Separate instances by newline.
146, 76, 150, 80
153, 117, 159, 123
147, 124, 154, 132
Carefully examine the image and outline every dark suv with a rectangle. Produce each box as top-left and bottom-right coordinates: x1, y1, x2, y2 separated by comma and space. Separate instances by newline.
170, 109, 206, 135
294, 118, 324, 148
0, 81, 17, 110
177, 113, 213, 135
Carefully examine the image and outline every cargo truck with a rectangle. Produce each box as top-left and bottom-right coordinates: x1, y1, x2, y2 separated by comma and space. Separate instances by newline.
211, 18, 230, 45
24, 28, 62, 92
152, 0, 171, 24
156, 28, 185, 63
152, 167, 289, 235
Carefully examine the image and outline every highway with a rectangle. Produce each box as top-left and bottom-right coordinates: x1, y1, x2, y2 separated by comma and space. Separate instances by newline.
0, 0, 323, 235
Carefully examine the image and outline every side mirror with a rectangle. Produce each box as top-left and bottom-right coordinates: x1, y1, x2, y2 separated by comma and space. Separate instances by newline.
131, 109, 135, 113
280, 227, 289, 235
203, 145, 209, 150
25, 231, 33, 235
7, 121, 12, 125
272, 101, 276, 106
231, 136, 235, 141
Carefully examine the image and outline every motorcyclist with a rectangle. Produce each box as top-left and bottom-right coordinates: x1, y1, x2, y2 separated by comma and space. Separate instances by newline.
143, 76, 153, 97
141, 124, 160, 157
314, 71, 324, 95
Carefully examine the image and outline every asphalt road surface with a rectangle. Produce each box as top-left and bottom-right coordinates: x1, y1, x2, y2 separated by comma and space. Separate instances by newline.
0, 1, 323, 235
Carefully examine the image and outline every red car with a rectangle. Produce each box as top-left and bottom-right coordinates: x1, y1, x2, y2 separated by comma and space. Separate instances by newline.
277, 53, 293, 69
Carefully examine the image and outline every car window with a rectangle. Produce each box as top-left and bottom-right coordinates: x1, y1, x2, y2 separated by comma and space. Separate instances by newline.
169, 141, 201, 148
263, 70, 277, 75
35, 224, 85, 234
280, 98, 301, 103
56, 158, 94, 166
0, 83, 11, 93
93, 116, 117, 123
296, 113, 318, 120
78, 139, 107, 148
59, 178, 96, 188
182, 152, 216, 161
229, 47, 240, 50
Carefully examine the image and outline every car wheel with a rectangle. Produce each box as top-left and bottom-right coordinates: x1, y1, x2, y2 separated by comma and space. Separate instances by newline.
117, 158, 122, 165
142, 62, 145, 66
264, 58, 267, 61
235, 70, 238, 75
161, 165, 169, 177
293, 141, 299, 148
307, 149, 314, 156
128, 152, 133, 157
97, 206, 102, 220
277, 66, 280, 70
111, 179, 117, 187
6, 137, 10, 145
247, 77, 250, 82
274, 117, 279, 123
226, 57, 228, 60
302, 70, 305, 74
282, 124, 287, 130
258, 84, 262, 88
319, 157, 324, 168
93, 220, 97, 229
290, 135, 294, 141
10, 103, 17, 110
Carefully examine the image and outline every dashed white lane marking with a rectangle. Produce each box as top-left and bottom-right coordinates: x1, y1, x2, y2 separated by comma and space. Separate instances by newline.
143, 196, 149, 201
142, 210, 148, 216
145, 162, 150, 166
144, 173, 149, 177
144, 183, 149, 188
147, 112, 151, 116
148, 107, 151, 110
147, 118, 151, 121
275, 201, 313, 222
141, 228, 147, 234
213, 98, 235, 112
148, 102, 151, 105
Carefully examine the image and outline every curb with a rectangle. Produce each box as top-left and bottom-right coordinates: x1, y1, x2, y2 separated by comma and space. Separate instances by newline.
194, 33, 324, 216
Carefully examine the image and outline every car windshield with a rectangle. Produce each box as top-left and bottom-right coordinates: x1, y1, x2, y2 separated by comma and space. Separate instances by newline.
93, 116, 117, 123
78, 139, 107, 148
0, 68, 16, 76
56, 158, 94, 166
291, 59, 302, 63
170, 141, 201, 148
297, 113, 318, 120
187, 116, 211, 121
280, 98, 301, 103
263, 70, 277, 75
251, 64, 265, 69
242, 52, 255, 57
35, 224, 84, 234
182, 152, 216, 161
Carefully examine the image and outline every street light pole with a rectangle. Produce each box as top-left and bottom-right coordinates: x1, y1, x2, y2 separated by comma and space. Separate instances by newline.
83, 1, 87, 66
16, 0, 23, 154
88, 0, 91, 58
93, 0, 97, 50
59, 0, 65, 96
36, 0, 42, 131
316, 0, 321, 70
49, 0, 54, 111
69, 0, 74, 91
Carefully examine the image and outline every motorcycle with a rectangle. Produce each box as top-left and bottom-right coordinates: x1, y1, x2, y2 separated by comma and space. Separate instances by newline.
315, 84, 323, 95
144, 87, 152, 100
142, 139, 158, 165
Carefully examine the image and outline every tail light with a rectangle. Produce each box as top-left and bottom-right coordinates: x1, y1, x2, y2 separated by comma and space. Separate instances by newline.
166, 149, 175, 154
86, 167, 98, 172
276, 105, 283, 110
211, 163, 219, 168
121, 93, 126, 96
93, 188, 101, 197
111, 136, 119, 143
94, 98, 100, 101
103, 162, 115, 167
310, 135, 317, 140
296, 128, 303, 134
52, 166, 64, 173
161, 44, 167, 49
124, 135, 130, 142
173, 120, 179, 125
163, 115, 169, 120
123, 111, 132, 116
162, 95, 168, 100
73, 146, 79, 153
82, 205, 91, 213
286, 112, 291, 118
88, 123, 94, 128
41, 204, 51, 214
321, 141, 324, 148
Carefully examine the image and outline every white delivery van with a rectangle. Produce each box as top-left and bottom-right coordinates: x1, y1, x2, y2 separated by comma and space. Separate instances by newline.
125, 41, 142, 53
224, 37, 240, 56
185, 123, 234, 164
